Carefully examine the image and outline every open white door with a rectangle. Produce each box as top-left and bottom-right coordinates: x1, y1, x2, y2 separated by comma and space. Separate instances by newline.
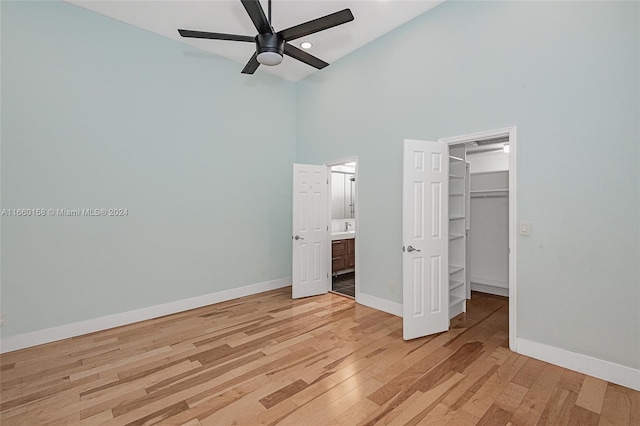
402, 139, 449, 340
292, 164, 329, 298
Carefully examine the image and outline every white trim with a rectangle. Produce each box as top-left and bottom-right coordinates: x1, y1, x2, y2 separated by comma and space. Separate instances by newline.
0, 278, 291, 354
439, 126, 518, 352
325, 157, 360, 303
471, 276, 508, 290
516, 338, 640, 391
470, 283, 509, 298
358, 292, 403, 317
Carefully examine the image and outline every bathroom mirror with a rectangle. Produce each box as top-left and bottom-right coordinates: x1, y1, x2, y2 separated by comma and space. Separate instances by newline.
331, 167, 356, 219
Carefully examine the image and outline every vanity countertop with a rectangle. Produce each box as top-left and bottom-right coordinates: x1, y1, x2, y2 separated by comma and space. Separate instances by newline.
331, 231, 356, 241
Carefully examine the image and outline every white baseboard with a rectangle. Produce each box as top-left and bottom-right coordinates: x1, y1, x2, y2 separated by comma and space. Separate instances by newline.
471, 276, 507, 288
357, 292, 402, 317
471, 282, 509, 297
515, 337, 640, 391
0, 277, 291, 354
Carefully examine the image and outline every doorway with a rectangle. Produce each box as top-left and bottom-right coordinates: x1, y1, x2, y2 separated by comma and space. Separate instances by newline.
328, 159, 358, 299
291, 159, 359, 301
440, 127, 517, 351
401, 127, 517, 347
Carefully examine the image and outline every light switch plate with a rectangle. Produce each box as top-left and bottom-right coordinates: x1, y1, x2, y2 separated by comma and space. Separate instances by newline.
520, 221, 531, 236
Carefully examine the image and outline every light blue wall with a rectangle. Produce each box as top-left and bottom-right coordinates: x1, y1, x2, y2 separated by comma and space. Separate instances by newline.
296, 1, 640, 369
1, 1, 296, 336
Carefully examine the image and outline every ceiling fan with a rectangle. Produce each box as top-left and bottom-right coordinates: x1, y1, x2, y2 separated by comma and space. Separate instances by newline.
178, 0, 354, 74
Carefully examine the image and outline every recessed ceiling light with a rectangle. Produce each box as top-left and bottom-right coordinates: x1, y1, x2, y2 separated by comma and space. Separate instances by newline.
300, 42, 313, 49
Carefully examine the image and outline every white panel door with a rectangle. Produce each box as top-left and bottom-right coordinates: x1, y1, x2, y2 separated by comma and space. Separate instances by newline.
292, 164, 329, 298
402, 139, 449, 340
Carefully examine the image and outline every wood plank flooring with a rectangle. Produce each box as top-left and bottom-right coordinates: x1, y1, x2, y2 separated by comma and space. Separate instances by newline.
1, 288, 638, 425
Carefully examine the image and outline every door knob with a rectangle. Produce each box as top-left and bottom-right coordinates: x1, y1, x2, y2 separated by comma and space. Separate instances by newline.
294, 235, 304, 240
407, 245, 421, 252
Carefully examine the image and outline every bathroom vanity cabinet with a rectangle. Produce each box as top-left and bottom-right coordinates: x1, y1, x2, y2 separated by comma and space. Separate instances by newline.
332, 238, 355, 275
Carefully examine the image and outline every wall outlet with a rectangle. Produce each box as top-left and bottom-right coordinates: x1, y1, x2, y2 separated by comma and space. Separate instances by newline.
260, 267, 267, 277
389, 282, 396, 292
0, 313, 6, 327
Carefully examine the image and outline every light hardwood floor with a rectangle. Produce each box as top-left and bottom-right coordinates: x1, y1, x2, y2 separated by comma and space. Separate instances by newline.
1, 288, 638, 425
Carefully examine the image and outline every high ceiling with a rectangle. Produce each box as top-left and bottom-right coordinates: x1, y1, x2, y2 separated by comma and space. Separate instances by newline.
66, 0, 444, 82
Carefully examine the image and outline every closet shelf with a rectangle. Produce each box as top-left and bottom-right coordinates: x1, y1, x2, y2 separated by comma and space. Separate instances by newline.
449, 265, 464, 275
449, 280, 464, 291
449, 296, 465, 308
448, 146, 467, 316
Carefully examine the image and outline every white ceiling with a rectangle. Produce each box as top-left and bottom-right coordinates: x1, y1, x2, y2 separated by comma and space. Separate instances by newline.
66, 0, 445, 82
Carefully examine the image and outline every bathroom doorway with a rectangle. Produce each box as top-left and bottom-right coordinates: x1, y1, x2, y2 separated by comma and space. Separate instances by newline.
328, 159, 357, 298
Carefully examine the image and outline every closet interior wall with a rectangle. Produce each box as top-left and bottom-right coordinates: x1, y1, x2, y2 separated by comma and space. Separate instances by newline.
469, 170, 509, 296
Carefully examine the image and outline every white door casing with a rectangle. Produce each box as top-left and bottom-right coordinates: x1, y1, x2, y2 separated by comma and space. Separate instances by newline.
292, 164, 329, 298
465, 162, 471, 300
402, 139, 450, 340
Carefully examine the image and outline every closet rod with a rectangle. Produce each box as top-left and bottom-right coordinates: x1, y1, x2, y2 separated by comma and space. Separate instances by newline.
469, 189, 509, 194
471, 194, 508, 199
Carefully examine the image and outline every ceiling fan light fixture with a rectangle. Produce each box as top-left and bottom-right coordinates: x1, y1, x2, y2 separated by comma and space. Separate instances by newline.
256, 33, 284, 66
257, 51, 283, 66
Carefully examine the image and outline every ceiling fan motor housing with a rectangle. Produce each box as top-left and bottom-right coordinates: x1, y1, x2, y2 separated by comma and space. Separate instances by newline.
256, 33, 284, 65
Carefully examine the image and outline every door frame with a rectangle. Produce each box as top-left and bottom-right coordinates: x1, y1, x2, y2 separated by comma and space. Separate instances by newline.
326, 156, 360, 302
439, 126, 518, 352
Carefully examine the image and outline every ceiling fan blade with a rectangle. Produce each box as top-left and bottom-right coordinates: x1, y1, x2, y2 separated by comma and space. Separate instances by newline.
283, 43, 328, 70
178, 29, 254, 42
278, 9, 354, 41
241, 0, 273, 34
241, 52, 261, 74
